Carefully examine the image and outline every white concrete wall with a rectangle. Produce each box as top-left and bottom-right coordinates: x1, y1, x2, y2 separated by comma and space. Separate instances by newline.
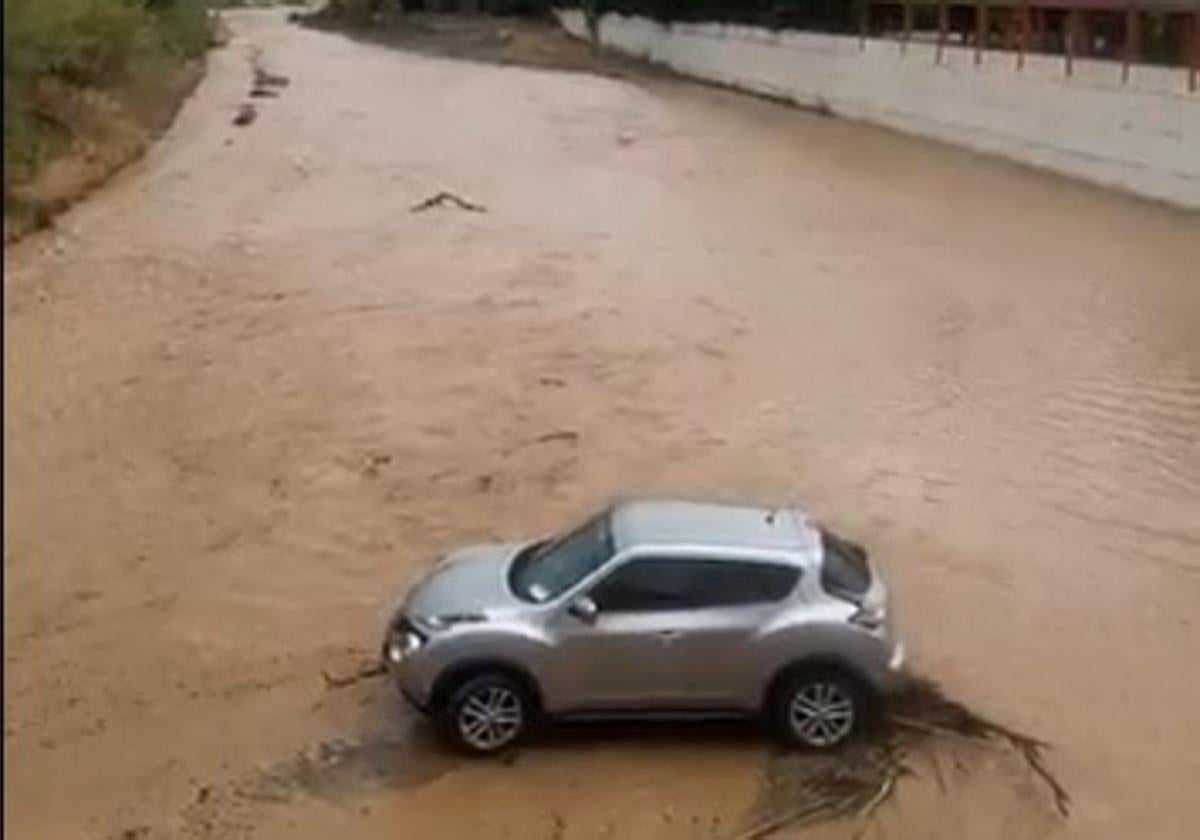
557, 9, 1200, 209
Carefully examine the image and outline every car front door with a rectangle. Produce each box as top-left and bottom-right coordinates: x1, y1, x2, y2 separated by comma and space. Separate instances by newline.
547, 558, 700, 712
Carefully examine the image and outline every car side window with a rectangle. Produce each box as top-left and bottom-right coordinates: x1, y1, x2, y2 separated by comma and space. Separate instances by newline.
590, 558, 693, 612
591, 558, 800, 613
693, 560, 800, 606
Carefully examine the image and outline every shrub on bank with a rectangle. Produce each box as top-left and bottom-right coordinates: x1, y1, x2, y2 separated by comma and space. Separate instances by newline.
3, 0, 210, 215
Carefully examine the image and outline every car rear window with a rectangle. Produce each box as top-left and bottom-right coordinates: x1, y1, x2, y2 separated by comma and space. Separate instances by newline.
820, 531, 871, 602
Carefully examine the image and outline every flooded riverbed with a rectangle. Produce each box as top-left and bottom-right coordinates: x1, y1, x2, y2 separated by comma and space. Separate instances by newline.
5, 9, 1200, 840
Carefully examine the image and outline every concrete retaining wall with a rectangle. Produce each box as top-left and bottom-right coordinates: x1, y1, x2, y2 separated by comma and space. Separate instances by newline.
556, 9, 1200, 209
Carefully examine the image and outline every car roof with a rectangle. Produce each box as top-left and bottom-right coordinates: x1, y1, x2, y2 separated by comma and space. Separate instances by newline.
609, 498, 820, 560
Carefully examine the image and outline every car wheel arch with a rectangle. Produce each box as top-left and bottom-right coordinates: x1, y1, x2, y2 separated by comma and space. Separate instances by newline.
762, 656, 877, 713
430, 659, 544, 714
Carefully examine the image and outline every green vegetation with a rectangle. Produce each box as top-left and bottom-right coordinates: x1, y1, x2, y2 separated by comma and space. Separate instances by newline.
3, 0, 210, 225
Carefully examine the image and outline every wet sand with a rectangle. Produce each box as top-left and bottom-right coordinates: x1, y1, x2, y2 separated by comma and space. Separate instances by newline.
5, 9, 1200, 840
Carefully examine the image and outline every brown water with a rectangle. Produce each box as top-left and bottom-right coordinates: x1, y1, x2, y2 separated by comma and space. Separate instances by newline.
5, 10, 1200, 840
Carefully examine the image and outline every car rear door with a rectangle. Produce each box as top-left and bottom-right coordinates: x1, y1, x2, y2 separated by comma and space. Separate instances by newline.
665, 559, 802, 709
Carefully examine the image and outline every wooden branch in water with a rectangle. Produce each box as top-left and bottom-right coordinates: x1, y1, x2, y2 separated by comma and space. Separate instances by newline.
889, 714, 1001, 750
321, 661, 385, 689
1013, 739, 1072, 818
890, 715, 1012, 754
410, 191, 487, 213
889, 713, 1069, 818
856, 775, 896, 821
728, 798, 841, 840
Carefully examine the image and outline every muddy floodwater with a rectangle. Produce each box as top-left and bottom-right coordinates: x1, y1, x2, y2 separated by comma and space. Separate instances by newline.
5, 9, 1200, 840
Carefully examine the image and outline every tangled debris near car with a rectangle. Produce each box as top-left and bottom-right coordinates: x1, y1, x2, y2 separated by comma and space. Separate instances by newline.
740, 676, 1070, 839
316, 657, 1069, 838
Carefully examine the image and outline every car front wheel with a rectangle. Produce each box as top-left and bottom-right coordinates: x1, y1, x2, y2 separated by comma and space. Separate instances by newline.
774, 670, 864, 750
440, 673, 530, 755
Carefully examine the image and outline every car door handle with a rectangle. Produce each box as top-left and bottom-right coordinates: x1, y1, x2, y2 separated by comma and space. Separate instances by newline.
657, 630, 684, 643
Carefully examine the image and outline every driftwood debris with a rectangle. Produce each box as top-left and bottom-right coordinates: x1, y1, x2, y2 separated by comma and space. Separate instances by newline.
232, 104, 257, 127
410, 191, 487, 214
320, 661, 385, 690
253, 66, 291, 89
535, 430, 580, 445
246, 58, 288, 105
499, 429, 580, 458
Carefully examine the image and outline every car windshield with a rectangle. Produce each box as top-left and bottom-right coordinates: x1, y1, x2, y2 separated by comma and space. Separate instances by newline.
509, 512, 613, 603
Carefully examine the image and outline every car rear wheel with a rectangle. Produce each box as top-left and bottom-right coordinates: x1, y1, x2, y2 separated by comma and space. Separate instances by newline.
440, 673, 530, 755
774, 670, 863, 750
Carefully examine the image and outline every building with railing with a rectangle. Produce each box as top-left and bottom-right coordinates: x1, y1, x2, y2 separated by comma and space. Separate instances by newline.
555, 1, 1200, 207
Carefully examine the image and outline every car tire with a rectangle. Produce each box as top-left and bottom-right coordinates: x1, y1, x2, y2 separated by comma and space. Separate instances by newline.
773, 669, 865, 751
438, 672, 531, 756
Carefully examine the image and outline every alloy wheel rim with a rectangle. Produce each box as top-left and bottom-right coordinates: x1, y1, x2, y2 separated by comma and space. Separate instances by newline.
458, 686, 523, 751
788, 681, 855, 747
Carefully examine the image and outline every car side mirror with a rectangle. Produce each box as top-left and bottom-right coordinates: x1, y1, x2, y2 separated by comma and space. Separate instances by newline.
568, 596, 599, 624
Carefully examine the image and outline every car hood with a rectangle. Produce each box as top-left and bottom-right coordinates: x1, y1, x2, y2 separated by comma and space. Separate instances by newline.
403, 542, 527, 622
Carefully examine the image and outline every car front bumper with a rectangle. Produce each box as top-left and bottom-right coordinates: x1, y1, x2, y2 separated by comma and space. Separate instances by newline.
889, 640, 906, 678
399, 683, 430, 715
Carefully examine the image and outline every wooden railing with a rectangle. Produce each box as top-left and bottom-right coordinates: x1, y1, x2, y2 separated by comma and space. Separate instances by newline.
859, 1, 1200, 89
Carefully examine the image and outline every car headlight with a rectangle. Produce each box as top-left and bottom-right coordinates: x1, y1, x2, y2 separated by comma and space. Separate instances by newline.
385, 630, 424, 664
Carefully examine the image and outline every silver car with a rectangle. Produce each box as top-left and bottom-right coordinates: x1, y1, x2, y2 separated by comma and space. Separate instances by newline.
383, 499, 905, 754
